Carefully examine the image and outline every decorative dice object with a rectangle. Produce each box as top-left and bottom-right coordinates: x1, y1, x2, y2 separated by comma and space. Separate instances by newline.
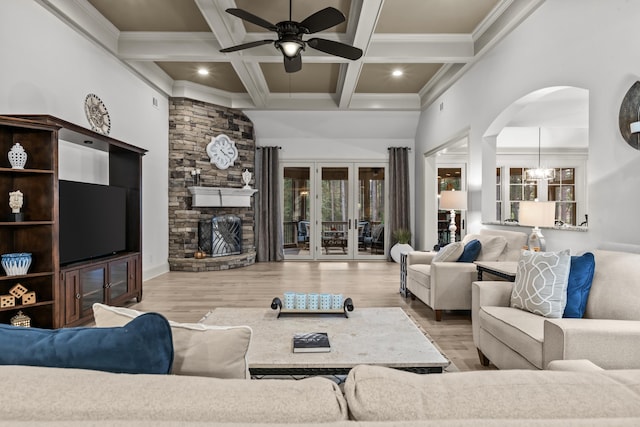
22, 291, 36, 305
1, 295, 16, 308
9, 283, 27, 298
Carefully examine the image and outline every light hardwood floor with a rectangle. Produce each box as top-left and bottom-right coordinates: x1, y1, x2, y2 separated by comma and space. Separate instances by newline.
133, 261, 491, 372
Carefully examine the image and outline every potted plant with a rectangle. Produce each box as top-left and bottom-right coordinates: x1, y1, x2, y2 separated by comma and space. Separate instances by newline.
390, 228, 413, 263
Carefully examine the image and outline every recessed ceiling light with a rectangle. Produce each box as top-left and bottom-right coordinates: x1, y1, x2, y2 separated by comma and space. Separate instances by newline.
392, 69, 403, 77
197, 68, 209, 76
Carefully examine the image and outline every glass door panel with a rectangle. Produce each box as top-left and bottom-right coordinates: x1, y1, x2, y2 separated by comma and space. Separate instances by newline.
107, 259, 129, 301
356, 165, 386, 259
437, 165, 466, 246
282, 162, 388, 260
283, 166, 312, 259
318, 165, 352, 259
80, 266, 105, 317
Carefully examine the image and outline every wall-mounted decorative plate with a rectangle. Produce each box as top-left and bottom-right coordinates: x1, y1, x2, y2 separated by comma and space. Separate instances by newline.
84, 93, 111, 135
206, 134, 238, 169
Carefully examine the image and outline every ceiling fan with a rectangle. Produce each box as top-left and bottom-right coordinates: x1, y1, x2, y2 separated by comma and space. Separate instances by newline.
220, 1, 363, 73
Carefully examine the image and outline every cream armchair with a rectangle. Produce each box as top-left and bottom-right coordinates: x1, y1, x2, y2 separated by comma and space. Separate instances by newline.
407, 229, 528, 321
472, 249, 640, 370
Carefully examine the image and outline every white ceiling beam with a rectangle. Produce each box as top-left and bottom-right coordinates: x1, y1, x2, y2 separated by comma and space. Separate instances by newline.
172, 80, 254, 110
118, 32, 223, 61
116, 32, 475, 63
366, 34, 473, 62
194, 0, 268, 108
36, 0, 120, 53
337, 0, 384, 109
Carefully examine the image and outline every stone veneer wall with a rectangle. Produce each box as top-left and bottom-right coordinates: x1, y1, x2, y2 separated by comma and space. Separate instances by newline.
168, 98, 256, 271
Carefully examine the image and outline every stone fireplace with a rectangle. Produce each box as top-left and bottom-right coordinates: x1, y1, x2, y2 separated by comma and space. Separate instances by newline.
168, 98, 256, 272
199, 215, 242, 257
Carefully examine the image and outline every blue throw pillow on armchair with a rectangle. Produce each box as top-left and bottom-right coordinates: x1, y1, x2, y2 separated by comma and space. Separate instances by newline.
563, 252, 596, 318
0, 312, 174, 374
457, 239, 482, 263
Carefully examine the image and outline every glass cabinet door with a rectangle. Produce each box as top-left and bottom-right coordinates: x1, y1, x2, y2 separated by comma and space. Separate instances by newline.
107, 259, 129, 301
80, 266, 105, 317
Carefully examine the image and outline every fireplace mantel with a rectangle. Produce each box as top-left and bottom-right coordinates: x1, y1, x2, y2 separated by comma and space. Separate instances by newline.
188, 186, 258, 207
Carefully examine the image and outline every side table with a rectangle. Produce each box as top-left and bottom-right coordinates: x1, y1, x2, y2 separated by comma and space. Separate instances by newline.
400, 252, 408, 297
475, 261, 518, 282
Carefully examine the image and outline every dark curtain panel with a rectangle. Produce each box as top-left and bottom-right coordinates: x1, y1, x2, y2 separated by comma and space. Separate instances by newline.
388, 147, 411, 258
255, 146, 284, 262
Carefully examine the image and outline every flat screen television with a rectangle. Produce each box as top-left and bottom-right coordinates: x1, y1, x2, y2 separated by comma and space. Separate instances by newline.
59, 180, 127, 265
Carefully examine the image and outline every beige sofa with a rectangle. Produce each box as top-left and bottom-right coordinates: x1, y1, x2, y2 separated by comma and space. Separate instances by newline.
407, 229, 527, 321
3, 360, 640, 425
472, 249, 640, 370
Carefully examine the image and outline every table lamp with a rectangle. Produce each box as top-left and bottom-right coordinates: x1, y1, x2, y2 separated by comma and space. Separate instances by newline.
439, 190, 467, 243
518, 200, 555, 251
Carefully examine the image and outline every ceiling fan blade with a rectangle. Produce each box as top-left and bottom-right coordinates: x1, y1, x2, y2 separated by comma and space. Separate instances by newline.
307, 38, 363, 60
284, 55, 302, 73
225, 8, 277, 31
220, 39, 274, 53
300, 7, 345, 34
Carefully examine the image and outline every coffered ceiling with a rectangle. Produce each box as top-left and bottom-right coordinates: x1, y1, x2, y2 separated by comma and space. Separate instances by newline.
38, 0, 544, 111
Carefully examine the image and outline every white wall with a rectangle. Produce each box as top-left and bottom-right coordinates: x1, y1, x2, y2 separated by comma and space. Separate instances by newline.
0, 1, 170, 278
414, 0, 640, 254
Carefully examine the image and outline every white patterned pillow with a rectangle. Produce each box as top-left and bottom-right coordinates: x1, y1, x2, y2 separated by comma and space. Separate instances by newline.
510, 249, 571, 318
433, 242, 464, 262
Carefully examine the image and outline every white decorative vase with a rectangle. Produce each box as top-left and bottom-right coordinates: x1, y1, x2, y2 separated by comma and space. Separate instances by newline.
8, 143, 27, 169
242, 169, 252, 189
390, 243, 413, 263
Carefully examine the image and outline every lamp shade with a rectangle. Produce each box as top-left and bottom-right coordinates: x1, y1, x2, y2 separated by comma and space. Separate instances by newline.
440, 190, 467, 211
519, 201, 555, 227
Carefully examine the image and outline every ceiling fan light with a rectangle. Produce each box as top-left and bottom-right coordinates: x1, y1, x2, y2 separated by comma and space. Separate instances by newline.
277, 40, 304, 58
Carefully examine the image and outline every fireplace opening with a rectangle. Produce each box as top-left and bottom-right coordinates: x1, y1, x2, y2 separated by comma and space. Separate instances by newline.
198, 215, 242, 257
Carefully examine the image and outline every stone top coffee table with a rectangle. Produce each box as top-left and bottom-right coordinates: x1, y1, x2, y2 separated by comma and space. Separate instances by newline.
201, 307, 449, 376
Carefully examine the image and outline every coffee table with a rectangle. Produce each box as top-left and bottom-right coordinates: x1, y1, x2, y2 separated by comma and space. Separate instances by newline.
200, 307, 449, 376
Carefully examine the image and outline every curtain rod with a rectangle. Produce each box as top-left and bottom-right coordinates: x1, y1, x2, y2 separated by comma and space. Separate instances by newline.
387, 147, 412, 151
256, 146, 282, 149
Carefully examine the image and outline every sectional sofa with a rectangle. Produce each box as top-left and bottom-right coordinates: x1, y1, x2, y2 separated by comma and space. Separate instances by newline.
2, 360, 640, 425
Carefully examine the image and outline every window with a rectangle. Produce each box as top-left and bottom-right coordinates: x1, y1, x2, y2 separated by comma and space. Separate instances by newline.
496, 165, 583, 226
507, 168, 538, 222
548, 168, 576, 225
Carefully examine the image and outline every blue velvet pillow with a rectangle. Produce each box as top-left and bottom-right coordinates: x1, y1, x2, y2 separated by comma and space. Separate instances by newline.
0, 312, 173, 374
563, 252, 596, 318
457, 239, 482, 263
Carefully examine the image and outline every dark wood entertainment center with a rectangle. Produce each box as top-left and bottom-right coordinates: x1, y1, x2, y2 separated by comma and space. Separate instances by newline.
0, 115, 146, 328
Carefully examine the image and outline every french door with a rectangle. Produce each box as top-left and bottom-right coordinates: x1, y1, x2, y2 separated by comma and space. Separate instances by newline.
282, 162, 386, 260
437, 164, 467, 246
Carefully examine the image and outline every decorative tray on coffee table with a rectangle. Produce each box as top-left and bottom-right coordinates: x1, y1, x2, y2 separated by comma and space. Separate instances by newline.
270, 297, 354, 318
